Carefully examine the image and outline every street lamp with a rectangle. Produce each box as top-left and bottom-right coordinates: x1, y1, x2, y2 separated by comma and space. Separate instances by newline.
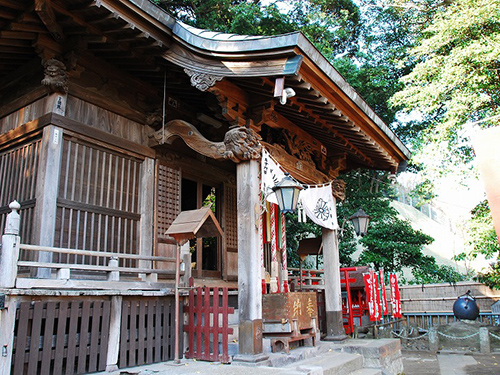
349, 208, 370, 237
272, 173, 303, 213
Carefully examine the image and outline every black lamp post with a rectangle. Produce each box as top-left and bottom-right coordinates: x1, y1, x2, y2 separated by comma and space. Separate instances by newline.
272, 173, 303, 213
349, 208, 371, 237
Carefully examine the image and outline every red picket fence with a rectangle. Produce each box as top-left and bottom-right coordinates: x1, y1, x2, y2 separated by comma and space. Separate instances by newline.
184, 277, 234, 363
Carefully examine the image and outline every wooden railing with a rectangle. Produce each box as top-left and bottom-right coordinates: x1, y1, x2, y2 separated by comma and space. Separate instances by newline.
0, 200, 181, 290
288, 267, 325, 291
14, 244, 180, 290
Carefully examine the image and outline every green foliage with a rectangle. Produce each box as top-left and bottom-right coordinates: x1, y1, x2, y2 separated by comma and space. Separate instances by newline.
391, 0, 500, 166
454, 200, 500, 288
475, 262, 500, 290
155, 0, 363, 60
358, 219, 434, 274
411, 263, 467, 285
285, 212, 322, 269
409, 178, 436, 208
338, 169, 465, 283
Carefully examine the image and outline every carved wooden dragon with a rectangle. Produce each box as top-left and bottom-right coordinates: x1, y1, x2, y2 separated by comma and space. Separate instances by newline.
150, 119, 262, 163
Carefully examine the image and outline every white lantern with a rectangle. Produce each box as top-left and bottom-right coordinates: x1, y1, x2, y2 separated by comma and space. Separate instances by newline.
272, 174, 303, 214
349, 208, 371, 237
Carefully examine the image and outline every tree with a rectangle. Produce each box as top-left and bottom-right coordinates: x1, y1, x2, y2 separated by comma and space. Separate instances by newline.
155, 0, 363, 60
454, 200, 500, 288
338, 169, 453, 282
391, 0, 500, 172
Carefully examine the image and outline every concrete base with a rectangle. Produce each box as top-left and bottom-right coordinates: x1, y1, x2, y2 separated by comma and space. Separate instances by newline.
324, 333, 349, 341
232, 353, 269, 365
435, 320, 485, 353
329, 338, 404, 375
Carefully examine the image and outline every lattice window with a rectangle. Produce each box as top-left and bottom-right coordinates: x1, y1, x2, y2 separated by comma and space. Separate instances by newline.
156, 164, 180, 241
224, 184, 237, 251
55, 137, 142, 265
0, 139, 41, 245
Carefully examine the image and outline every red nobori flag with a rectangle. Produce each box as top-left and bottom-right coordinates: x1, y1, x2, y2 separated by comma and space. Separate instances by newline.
379, 269, 389, 316
363, 271, 381, 321
390, 273, 402, 318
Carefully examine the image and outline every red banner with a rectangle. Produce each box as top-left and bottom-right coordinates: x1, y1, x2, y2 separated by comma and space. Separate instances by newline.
379, 269, 388, 316
363, 271, 381, 321
390, 273, 402, 318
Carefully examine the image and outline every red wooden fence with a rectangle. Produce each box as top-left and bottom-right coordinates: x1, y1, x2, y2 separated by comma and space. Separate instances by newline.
184, 277, 234, 363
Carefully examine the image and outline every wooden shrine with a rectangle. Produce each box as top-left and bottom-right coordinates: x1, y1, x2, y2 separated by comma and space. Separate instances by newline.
0, 1, 410, 372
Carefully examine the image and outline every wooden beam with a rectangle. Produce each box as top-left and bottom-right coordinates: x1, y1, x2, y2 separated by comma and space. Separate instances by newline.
0, 0, 27, 10
9, 23, 48, 34
32, 125, 63, 277
297, 55, 407, 164
254, 107, 324, 157
49, 112, 155, 158
290, 96, 374, 166
35, 0, 65, 42
262, 141, 331, 183
34, 33, 63, 59
48, 1, 139, 56
208, 79, 250, 127
0, 31, 37, 40
262, 77, 374, 166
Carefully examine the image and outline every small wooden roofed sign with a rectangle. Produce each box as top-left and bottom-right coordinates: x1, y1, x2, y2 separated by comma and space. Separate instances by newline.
165, 206, 223, 245
297, 237, 323, 258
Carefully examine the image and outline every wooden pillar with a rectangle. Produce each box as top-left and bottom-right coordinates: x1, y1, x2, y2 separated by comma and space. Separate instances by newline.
322, 228, 347, 340
0, 201, 21, 288
139, 158, 155, 280
105, 296, 122, 372
0, 296, 19, 375
234, 159, 268, 362
33, 125, 63, 278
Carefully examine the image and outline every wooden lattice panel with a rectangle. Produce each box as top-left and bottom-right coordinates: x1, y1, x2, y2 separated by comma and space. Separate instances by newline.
12, 300, 111, 375
0, 139, 41, 245
55, 137, 142, 264
224, 184, 237, 250
119, 297, 178, 367
156, 164, 180, 240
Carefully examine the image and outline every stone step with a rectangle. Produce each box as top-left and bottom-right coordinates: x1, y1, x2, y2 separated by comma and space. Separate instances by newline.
329, 338, 404, 375
284, 350, 364, 375
350, 368, 383, 375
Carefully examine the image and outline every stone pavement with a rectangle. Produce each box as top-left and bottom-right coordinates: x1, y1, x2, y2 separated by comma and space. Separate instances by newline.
97, 348, 500, 375
402, 351, 500, 375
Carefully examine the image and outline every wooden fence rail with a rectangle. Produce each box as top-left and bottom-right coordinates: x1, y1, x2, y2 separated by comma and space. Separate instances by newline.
13, 244, 182, 290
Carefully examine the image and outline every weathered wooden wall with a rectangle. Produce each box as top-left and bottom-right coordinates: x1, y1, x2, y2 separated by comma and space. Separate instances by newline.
400, 282, 500, 312
0, 95, 149, 147
65, 96, 148, 145
0, 95, 50, 134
